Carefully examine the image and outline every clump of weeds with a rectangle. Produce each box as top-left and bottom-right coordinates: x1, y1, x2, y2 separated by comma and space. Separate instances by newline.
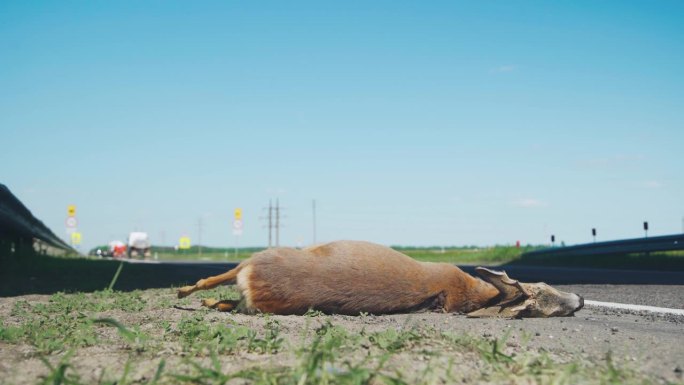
175, 311, 251, 355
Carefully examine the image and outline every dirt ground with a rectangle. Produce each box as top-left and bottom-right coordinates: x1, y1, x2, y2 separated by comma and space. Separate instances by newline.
1, 288, 683, 384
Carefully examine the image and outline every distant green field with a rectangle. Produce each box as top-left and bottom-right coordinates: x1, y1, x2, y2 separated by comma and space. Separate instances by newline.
400, 246, 537, 265
145, 245, 535, 265
90, 244, 684, 270
152, 250, 255, 262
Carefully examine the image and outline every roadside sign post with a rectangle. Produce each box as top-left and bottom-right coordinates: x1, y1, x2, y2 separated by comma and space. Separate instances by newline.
179, 236, 191, 252
233, 208, 243, 260
66, 204, 78, 247
643, 221, 649, 238
592, 228, 597, 243
71, 232, 82, 248
65, 217, 78, 228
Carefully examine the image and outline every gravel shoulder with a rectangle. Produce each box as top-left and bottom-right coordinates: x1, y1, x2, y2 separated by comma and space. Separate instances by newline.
1, 287, 683, 384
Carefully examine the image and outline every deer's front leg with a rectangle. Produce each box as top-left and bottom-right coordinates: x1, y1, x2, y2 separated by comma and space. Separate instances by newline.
201, 298, 241, 312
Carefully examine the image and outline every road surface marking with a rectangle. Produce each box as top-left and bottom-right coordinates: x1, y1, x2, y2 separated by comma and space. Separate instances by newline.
124, 259, 161, 264
585, 300, 684, 316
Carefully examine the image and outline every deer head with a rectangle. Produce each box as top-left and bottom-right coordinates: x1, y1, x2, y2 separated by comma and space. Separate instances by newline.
467, 267, 584, 318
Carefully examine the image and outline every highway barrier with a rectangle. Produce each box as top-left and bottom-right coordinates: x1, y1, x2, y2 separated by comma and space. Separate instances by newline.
522, 234, 684, 259
0, 183, 74, 257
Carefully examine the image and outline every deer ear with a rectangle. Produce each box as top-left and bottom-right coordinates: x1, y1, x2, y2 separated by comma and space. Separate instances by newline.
475, 267, 530, 301
466, 299, 532, 318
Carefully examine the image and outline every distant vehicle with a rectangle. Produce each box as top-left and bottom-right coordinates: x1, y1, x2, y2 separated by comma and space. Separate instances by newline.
109, 240, 126, 259
128, 232, 151, 259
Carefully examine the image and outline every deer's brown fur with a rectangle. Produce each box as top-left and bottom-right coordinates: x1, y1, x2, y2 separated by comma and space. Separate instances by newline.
177, 240, 583, 317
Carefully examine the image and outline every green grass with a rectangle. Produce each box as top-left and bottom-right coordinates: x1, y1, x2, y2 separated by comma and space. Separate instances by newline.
3, 290, 149, 354
84, 243, 684, 271
144, 245, 533, 264
1, 288, 655, 384
153, 250, 254, 262
400, 246, 536, 265
2, 245, 677, 384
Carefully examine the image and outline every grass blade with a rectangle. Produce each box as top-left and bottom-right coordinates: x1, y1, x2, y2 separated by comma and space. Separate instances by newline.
93, 318, 135, 341
107, 261, 124, 291
150, 359, 166, 385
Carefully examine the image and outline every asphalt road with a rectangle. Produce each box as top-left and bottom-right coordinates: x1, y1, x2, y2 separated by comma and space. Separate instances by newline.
146, 260, 684, 309
461, 265, 684, 310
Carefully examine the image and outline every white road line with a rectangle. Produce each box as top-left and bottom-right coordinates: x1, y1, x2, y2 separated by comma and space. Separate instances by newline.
123, 259, 161, 264
584, 300, 684, 316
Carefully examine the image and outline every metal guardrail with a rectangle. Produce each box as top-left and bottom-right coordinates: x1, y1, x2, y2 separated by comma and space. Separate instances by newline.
0, 183, 74, 254
523, 234, 684, 258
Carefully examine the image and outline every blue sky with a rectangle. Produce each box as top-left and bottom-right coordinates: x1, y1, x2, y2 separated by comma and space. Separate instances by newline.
2, 1, 683, 250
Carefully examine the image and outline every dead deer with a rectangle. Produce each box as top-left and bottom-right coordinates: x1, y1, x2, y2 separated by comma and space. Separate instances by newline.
177, 240, 584, 318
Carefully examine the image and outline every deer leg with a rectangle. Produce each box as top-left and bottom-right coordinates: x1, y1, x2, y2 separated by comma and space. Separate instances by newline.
177, 267, 241, 299
201, 298, 241, 312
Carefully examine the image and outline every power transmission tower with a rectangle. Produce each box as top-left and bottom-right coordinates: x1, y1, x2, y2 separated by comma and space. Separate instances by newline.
262, 199, 284, 248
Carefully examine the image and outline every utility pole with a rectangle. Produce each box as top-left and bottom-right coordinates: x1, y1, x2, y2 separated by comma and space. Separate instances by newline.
263, 199, 284, 248
275, 199, 280, 247
312, 199, 317, 245
268, 200, 273, 248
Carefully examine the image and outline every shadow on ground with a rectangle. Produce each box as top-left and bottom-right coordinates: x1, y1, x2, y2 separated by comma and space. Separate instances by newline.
2, 253, 684, 297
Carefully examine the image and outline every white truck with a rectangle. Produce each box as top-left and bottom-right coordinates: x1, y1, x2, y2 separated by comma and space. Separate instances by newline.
127, 232, 151, 259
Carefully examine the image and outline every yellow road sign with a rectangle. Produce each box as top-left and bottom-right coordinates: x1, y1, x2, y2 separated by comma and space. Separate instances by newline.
234, 208, 242, 220
71, 232, 82, 245
67, 204, 76, 217
179, 236, 191, 250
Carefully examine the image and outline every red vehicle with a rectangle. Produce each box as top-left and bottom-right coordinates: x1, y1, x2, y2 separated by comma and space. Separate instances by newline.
109, 241, 127, 259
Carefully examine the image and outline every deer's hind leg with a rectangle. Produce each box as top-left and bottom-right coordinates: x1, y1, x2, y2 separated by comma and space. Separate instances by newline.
177, 265, 242, 299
